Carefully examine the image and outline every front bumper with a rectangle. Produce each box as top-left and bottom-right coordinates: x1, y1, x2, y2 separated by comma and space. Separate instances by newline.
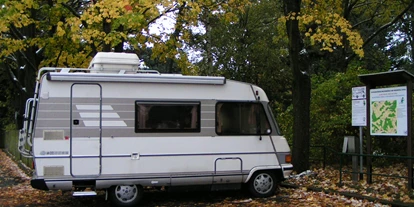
281, 164, 294, 179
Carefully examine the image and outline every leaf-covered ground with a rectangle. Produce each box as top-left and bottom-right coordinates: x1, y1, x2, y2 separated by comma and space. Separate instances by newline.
284, 164, 414, 206
0, 149, 390, 206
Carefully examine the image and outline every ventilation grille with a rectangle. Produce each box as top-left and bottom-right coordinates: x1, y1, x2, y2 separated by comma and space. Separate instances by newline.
44, 166, 64, 177
43, 130, 64, 140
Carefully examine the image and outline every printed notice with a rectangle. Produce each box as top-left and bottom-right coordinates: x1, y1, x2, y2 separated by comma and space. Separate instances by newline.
370, 86, 407, 136
352, 86, 366, 100
352, 100, 366, 126
352, 86, 366, 126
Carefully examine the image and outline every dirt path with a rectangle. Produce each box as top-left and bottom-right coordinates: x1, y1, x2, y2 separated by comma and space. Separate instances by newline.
0, 149, 387, 206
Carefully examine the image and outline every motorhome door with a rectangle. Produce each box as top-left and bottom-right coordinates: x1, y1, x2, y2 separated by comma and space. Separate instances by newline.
70, 83, 102, 177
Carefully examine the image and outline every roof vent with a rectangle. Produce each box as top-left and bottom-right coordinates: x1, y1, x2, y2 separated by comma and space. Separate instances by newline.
88, 52, 140, 74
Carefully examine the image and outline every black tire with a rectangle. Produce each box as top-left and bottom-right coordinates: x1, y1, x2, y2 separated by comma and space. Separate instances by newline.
109, 185, 143, 207
248, 171, 277, 198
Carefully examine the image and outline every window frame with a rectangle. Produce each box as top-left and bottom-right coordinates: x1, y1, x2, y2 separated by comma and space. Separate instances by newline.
134, 101, 201, 133
215, 101, 272, 136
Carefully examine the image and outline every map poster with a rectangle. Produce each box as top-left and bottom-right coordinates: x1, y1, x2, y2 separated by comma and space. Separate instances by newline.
370, 86, 407, 136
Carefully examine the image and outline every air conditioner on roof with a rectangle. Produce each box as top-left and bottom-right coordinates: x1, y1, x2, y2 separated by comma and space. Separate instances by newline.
88, 52, 140, 74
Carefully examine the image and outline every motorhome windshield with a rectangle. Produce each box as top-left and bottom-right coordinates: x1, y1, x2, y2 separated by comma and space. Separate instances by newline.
216, 102, 271, 135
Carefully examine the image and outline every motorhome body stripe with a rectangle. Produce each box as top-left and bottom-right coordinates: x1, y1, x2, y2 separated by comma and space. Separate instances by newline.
83, 121, 127, 127
38, 170, 252, 181
34, 151, 279, 159
80, 113, 120, 118
76, 105, 113, 110
76, 104, 127, 127
35, 128, 214, 137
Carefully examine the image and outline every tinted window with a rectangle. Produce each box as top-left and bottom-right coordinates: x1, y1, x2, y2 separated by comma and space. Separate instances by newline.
216, 102, 271, 135
135, 102, 200, 133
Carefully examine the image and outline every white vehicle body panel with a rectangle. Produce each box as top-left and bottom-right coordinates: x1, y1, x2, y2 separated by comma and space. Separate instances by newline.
21, 54, 292, 192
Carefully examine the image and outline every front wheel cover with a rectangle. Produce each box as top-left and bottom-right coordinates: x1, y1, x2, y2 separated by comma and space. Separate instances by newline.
109, 185, 143, 207
248, 171, 277, 198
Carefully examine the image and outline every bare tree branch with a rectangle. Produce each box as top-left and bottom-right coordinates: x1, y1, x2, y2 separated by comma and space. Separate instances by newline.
147, 4, 180, 26
61, 2, 81, 18
346, 0, 414, 65
6, 63, 27, 94
352, 18, 376, 29
9, 25, 25, 40
362, 0, 414, 48
61, 2, 89, 29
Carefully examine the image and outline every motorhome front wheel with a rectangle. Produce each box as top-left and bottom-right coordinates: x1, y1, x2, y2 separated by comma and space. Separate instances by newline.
248, 171, 277, 198
109, 184, 143, 207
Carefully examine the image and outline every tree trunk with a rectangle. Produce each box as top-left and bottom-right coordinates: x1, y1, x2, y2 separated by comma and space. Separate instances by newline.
410, 8, 414, 65
114, 25, 125, 52
103, 20, 111, 52
283, 0, 311, 173
205, 11, 213, 75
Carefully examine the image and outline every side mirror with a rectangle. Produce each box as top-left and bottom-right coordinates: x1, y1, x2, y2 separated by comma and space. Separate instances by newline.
266, 129, 272, 134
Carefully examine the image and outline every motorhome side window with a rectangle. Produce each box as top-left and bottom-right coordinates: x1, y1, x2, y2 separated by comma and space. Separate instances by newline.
135, 102, 200, 133
216, 102, 271, 135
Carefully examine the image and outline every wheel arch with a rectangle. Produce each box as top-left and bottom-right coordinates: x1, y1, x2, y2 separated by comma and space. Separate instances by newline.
245, 166, 284, 183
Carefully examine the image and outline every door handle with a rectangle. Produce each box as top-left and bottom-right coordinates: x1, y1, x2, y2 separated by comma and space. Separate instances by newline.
131, 152, 140, 160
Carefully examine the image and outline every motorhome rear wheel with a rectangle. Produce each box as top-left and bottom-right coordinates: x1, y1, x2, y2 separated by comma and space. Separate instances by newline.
108, 185, 143, 207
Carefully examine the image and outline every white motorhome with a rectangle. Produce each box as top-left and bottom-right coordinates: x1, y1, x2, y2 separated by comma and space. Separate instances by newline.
18, 52, 293, 206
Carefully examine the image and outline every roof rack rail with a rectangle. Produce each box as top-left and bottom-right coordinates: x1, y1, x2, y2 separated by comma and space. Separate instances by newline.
46, 72, 226, 85
136, 70, 160, 74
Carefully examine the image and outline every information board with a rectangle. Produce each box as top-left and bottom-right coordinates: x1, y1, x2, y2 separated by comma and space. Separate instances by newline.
370, 86, 407, 136
352, 86, 367, 126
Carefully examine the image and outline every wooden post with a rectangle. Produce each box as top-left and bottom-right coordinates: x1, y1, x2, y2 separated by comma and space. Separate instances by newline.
407, 80, 413, 190
366, 84, 372, 184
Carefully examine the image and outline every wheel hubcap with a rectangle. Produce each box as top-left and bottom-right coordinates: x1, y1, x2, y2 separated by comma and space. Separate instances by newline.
254, 173, 273, 194
115, 185, 138, 203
